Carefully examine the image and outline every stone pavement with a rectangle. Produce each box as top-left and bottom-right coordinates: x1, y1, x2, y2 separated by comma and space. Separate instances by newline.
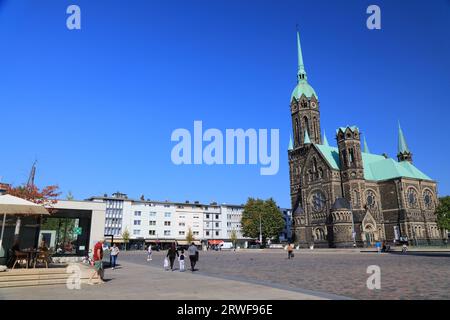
120, 249, 450, 300
0, 259, 342, 300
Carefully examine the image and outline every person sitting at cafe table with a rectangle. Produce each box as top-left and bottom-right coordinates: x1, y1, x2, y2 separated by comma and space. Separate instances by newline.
39, 240, 49, 252
6, 239, 21, 268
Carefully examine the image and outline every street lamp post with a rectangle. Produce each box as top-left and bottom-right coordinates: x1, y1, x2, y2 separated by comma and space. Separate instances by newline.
259, 212, 262, 245
351, 211, 356, 247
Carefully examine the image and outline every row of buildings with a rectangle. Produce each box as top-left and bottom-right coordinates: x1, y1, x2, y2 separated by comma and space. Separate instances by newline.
0, 182, 292, 264
88, 192, 292, 248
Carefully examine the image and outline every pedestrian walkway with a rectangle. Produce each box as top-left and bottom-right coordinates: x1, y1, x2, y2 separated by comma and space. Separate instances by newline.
0, 260, 335, 300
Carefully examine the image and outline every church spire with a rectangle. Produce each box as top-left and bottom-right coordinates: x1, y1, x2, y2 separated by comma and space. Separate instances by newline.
397, 122, 413, 163
288, 135, 293, 151
363, 136, 370, 153
297, 28, 307, 82
304, 130, 311, 144
323, 130, 329, 146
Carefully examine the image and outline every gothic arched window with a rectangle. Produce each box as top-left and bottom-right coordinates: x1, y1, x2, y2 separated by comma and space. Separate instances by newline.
366, 190, 377, 210
348, 148, 355, 164
295, 118, 299, 145
303, 116, 309, 139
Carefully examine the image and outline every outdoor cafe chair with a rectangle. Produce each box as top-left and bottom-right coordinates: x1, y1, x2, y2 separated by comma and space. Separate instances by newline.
12, 251, 29, 269
34, 251, 50, 268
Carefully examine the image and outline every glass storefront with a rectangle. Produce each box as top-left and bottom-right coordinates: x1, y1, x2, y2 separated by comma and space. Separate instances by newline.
40, 217, 80, 255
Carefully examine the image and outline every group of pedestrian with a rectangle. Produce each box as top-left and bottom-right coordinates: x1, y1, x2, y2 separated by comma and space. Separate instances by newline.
88, 240, 121, 285
160, 242, 199, 272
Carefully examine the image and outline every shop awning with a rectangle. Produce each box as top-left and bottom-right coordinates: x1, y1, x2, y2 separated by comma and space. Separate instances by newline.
0, 194, 49, 215
208, 240, 224, 245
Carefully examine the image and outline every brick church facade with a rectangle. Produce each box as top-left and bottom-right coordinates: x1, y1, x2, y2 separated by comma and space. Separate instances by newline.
288, 32, 445, 248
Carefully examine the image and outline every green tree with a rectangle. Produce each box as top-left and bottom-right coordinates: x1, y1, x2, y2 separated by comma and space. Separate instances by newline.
230, 229, 238, 250
186, 227, 194, 244
241, 198, 284, 244
121, 228, 130, 251
436, 196, 450, 231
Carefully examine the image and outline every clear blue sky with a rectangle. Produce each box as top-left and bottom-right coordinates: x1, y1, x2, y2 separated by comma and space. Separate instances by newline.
0, 0, 449, 207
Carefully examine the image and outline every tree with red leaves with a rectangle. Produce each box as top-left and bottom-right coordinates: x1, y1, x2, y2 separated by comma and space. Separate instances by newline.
6, 184, 60, 208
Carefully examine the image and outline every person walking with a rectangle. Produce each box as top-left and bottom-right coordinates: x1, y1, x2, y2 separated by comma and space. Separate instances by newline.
402, 243, 408, 253
287, 243, 294, 259
166, 243, 179, 271
147, 244, 153, 261
188, 242, 199, 272
179, 249, 186, 272
88, 239, 105, 285
110, 243, 119, 269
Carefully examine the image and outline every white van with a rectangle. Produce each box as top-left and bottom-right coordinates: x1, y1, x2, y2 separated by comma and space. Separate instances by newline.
219, 242, 234, 250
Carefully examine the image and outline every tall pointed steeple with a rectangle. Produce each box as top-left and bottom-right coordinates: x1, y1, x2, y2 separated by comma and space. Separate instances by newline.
297, 29, 307, 82
304, 130, 311, 144
322, 130, 329, 146
288, 135, 293, 151
397, 122, 413, 163
363, 136, 370, 153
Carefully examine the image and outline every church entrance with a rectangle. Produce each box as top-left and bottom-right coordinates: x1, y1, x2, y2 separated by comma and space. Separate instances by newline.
363, 224, 377, 247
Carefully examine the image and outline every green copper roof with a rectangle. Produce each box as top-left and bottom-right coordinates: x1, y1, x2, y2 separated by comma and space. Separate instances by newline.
291, 81, 318, 101
314, 144, 432, 181
291, 30, 318, 101
398, 122, 410, 154
304, 130, 311, 144
363, 136, 370, 153
288, 135, 293, 150
322, 131, 329, 146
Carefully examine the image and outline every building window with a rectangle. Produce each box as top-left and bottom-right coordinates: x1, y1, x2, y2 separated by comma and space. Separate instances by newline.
206, 214, 210, 219
149, 221, 156, 226
423, 189, 434, 210
194, 215, 199, 219
164, 230, 171, 236
179, 215, 185, 219
134, 211, 141, 216
407, 188, 418, 208
149, 212, 156, 217
134, 220, 141, 225
179, 222, 185, 227
215, 215, 219, 219
164, 221, 171, 226
366, 190, 376, 209
206, 231, 210, 236
193, 231, 199, 236
164, 212, 171, 218
215, 231, 219, 236
149, 230, 156, 236
215, 222, 219, 228
133, 230, 140, 235
179, 231, 185, 236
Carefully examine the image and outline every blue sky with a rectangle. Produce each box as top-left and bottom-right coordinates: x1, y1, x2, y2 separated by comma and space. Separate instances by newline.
0, 0, 449, 207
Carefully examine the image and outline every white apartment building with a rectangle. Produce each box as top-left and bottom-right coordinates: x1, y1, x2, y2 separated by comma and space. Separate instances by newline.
88, 193, 249, 246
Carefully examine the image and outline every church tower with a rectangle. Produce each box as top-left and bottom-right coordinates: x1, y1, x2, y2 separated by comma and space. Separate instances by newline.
290, 31, 321, 148
336, 126, 365, 212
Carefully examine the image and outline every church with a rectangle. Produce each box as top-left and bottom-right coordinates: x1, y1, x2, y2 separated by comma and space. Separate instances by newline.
288, 31, 444, 248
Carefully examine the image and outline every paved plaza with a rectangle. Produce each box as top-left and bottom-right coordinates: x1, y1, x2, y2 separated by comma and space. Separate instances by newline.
1, 249, 449, 300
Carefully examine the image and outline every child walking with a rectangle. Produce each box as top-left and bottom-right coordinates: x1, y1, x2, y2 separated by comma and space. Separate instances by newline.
147, 244, 153, 261
179, 249, 185, 272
